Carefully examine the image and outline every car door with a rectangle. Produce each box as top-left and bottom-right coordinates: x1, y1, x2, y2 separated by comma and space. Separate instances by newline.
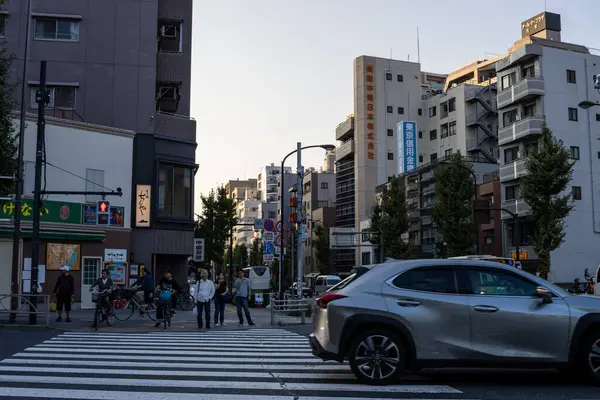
458, 266, 570, 362
382, 266, 472, 361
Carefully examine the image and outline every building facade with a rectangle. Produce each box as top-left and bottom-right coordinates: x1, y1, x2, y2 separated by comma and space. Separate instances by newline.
477, 171, 503, 257
258, 164, 292, 203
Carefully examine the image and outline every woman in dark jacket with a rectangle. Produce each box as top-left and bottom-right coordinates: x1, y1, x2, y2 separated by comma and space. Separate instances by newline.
90, 269, 115, 313
213, 272, 228, 326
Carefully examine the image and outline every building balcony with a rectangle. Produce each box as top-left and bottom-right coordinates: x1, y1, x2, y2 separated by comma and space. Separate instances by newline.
497, 77, 545, 109
336, 117, 355, 141
409, 219, 421, 231
495, 44, 543, 72
422, 183, 435, 195
421, 243, 435, 254
499, 159, 528, 182
421, 170, 435, 181
409, 210, 420, 220
421, 215, 433, 225
498, 115, 544, 146
407, 182, 419, 192
500, 198, 531, 219
336, 140, 355, 161
152, 112, 196, 142
157, 52, 189, 82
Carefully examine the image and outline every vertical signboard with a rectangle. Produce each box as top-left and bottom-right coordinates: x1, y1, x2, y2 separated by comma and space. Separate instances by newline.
397, 121, 418, 174
365, 64, 376, 162
193, 238, 205, 262
135, 185, 151, 227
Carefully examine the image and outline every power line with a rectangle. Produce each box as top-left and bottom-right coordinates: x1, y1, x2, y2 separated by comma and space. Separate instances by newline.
43, 161, 114, 192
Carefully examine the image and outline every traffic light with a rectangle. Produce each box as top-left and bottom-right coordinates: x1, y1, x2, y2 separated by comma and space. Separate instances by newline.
97, 201, 110, 225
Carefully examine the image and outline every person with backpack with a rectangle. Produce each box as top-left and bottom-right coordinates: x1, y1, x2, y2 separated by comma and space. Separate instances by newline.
154, 278, 174, 328
52, 266, 75, 322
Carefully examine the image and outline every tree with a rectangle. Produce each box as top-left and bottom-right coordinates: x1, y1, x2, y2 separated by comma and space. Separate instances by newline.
0, 16, 17, 197
312, 224, 331, 274
195, 185, 237, 268
433, 153, 475, 257
521, 123, 574, 279
233, 243, 248, 269
369, 175, 410, 261
249, 238, 262, 266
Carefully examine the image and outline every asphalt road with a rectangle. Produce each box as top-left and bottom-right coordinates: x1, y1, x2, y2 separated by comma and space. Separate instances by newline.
0, 327, 598, 400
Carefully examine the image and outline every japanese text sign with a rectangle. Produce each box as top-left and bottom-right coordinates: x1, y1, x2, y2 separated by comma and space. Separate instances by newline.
135, 185, 151, 227
398, 121, 418, 174
365, 64, 376, 161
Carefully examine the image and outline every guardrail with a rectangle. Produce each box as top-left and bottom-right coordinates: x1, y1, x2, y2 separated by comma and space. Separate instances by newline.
269, 293, 309, 326
0, 294, 51, 326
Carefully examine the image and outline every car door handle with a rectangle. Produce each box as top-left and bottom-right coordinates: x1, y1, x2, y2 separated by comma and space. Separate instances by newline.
472, 305, 499, 313
397, 299, 421, 307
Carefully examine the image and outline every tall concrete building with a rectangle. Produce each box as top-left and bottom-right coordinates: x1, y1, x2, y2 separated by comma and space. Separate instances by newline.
226, 179, 257, 199
1, 0, 197, 279
258, 164, 292, 203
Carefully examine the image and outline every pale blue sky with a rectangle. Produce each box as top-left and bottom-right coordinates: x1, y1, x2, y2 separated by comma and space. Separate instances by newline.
191, 0, 599, 213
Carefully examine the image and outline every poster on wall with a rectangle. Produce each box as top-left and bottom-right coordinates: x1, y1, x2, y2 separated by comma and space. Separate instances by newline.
46, 243, 81, 271
104, 261, 128, 285
135, 185, 151, 227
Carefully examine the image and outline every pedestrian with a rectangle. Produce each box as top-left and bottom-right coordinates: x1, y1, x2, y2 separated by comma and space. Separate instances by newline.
234, 269, 255, 327
52, 266, 74, 322
194, 269, 215, 330
213, 272, 228, 327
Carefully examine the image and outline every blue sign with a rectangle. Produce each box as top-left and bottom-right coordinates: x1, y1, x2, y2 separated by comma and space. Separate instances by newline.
264, 241, 275, 255
263, 219, 274, 232
253, 219, 264, 230
398, 121, 418, 174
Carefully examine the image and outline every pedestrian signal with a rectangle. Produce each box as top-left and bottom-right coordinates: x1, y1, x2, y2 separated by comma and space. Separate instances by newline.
97, 201, 110, 225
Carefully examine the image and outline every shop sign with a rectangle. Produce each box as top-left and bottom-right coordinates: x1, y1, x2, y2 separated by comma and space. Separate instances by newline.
46, 243, 81, 271
104, 249, 127, 263
365, 64, 376, 161
1, 199, 82, 224
397, 121, 418, 174
83, 204, 125, 227
136, 185, 151, 227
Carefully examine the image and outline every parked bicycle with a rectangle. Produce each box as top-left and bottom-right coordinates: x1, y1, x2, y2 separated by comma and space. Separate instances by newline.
112, 287, 157, 321
174, 290, 195, 311
91, 288, 115, 330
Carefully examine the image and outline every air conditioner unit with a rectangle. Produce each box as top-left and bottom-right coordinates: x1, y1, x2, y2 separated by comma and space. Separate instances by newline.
160, 25, 177, 38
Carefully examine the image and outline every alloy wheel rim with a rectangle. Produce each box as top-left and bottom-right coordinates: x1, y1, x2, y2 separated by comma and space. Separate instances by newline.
354, 335, 400, 380
590, 338, 600, 374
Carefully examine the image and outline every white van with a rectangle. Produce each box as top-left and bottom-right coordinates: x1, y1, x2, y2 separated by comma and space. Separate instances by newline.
242, 266, 271, 291
313, 275, 341, 295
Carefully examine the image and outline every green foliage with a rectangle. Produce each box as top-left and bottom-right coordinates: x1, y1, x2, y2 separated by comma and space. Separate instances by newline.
520, 123, 574, 279
195, 186, 237, 268
369, 175, 410, 261
249, 238, 262, 266
0, 23, 17, 197
312, 224, 331, 274
433, 153, 475, 257
233, 243, 249, 269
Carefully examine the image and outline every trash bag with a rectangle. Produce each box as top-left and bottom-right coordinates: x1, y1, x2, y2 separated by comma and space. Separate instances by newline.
49, 301, 57, 312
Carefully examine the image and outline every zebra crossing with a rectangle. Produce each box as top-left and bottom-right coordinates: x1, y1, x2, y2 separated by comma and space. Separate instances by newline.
0, 328, 469, 399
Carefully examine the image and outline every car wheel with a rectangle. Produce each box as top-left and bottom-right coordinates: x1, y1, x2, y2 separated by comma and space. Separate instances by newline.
348, 329, 406, 385
581, 330, 600, 384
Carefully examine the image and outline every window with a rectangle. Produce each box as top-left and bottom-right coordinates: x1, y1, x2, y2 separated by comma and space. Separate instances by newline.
418, 130, 423, 139
385, 72, 392, 80
596, 114, 600, 122
85, 169, 105, 203
505, 184, 521, 200
82, 257, 102, 286
34, 18, 79, 41
397, 74, 403, 82
158, 163, 193, 219
568, 107, 578, 121
448, 121, 457, 136
0, 14, 6, 37
268, 211, 276, 219
386, 106, 393, 113
320, 182, 328, 189
429, 129, 437, 140
361, 252, 371, 265
566, 69, 576, 84
397, 107, 404, 115
444, 149, 452, 157
387, 152, 393, 160
504, 147, 519, 163
501, 72, 516, 90
418, 108, 422, 116
418, 155, 423, 163
522, 64, 535, 78
30, 86, 76, 109
523, 103, 536, 118
158, 20, 183, 53
573, 186, 582, 200
387, 129, 393, 137
460, 268, 538, 296
430, 153, 437, 162
440, 124, 449, 138
448, 98, 456, 112
156, 84, 180, 112
524, 141, 538, 157
502, 109, 518, 127
392, 267, 456, 294
570, 146, 580, 160
429, 106, 437, 117
440, 102, 448, 118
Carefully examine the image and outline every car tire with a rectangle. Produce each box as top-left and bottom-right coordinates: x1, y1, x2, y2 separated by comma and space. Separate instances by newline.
348, 328, 407, 385
580, 329, 600, 384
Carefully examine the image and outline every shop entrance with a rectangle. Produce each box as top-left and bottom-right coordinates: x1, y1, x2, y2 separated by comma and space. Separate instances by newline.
81, 257, 102, 309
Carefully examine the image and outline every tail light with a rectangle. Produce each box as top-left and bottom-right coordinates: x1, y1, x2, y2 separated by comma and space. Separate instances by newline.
316, 293, 347, 309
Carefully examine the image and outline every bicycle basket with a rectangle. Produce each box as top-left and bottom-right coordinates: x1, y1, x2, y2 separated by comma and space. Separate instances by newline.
91, 292, 101, 302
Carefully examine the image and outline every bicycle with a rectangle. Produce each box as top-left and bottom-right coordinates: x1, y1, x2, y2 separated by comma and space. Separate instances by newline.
91, 289, 115, 331
174, 291, 195, 311
112, 287, 157, 321
156, 298, 172, 330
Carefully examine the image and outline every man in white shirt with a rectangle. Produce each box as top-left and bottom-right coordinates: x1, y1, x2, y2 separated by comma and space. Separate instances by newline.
194, 269, 215, 329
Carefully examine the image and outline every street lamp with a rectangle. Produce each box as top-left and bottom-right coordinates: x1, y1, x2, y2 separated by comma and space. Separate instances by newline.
438, 160, 479, 255
279, 143, 335, 299
578, 100, 600, 110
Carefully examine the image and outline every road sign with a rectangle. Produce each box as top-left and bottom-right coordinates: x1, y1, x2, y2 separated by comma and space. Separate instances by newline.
264, 241, 275, 255
275, 246, 281, 255
275, 235, 285, 247
262, 231, 274, 241
275, 220, 283, 232
263, 254, 274, 263
193, 238, 205, 262
263, 219, 275, 232
253, 219, 264, 231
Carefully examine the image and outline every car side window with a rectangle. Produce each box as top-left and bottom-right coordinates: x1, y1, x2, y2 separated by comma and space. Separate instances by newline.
392, 267, 457, 294
465, 268, 538, 296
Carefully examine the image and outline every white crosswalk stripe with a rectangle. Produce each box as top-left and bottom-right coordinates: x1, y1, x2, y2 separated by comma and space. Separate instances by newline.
0, 328, 467, 399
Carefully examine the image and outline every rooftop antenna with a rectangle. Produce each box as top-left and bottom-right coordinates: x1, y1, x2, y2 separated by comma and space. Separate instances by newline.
544, 0, 547, 11
408, 54, 410, 61
417, 26, 421, 63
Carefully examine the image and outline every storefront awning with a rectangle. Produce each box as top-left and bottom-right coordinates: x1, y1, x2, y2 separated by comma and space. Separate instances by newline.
0, 227, 105, 241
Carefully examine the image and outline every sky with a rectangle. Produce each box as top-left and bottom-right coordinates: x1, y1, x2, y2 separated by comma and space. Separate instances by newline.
190, 0, 600, 214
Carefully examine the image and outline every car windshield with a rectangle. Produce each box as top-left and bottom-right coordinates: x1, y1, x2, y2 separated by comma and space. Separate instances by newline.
326, 266, 375, 292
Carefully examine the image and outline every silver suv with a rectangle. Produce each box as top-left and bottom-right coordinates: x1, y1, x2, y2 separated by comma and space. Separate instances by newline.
309, 259, 600, 385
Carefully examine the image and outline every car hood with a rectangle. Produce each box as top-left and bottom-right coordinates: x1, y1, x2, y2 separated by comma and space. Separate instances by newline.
565, 293, 600, 311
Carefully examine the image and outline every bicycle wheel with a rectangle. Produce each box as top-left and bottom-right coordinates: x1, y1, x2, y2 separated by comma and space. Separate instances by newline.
145, 302, 157, 321
178, 293, 195, 311
105, 310, 115, 326
112, 297, 134, 321
93, 309, 100, 331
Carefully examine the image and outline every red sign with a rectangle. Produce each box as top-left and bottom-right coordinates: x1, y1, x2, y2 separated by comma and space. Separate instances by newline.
276, 220, 283, 232
98, 201, 109, 213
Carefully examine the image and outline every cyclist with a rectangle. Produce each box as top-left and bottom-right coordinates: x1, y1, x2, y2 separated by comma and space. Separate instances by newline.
159, 270, 182, 313
89, 269, 115, 315
154, 279, 174, 328
133, 268, 154, 305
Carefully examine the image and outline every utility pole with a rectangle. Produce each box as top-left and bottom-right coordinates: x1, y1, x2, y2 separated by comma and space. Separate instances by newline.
29, 61, 48, 325
296, 143, 304, 300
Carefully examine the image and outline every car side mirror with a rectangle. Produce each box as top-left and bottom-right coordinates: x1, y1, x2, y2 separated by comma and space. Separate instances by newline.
535, 286, 553, 304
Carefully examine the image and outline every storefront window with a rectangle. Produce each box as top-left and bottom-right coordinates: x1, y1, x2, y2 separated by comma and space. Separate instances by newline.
158, 163, 192, 219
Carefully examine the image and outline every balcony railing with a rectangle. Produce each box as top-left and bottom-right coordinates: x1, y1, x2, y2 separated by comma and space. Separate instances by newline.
152, 111, 196, 141
336, 117, 354, 141
336, 140, 355, 161
500, 198, 530, 219
499, 159, 528, 182
498, 77, 545, 109
498, 115, 544, 146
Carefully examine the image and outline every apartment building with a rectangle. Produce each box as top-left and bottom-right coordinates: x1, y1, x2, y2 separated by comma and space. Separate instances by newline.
226, 179, 257, 199
1, 0, 197, 280
477, 171, 503, 257
258, 164, 292, 203
232, 187, 259, 248
496, 12, 600, 283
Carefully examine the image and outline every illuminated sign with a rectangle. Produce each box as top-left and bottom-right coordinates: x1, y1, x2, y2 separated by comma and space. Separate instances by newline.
397, 121, 418, 174
136, 185, 151, 228
97, 201, 110, 225
365, 64, 376, 161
